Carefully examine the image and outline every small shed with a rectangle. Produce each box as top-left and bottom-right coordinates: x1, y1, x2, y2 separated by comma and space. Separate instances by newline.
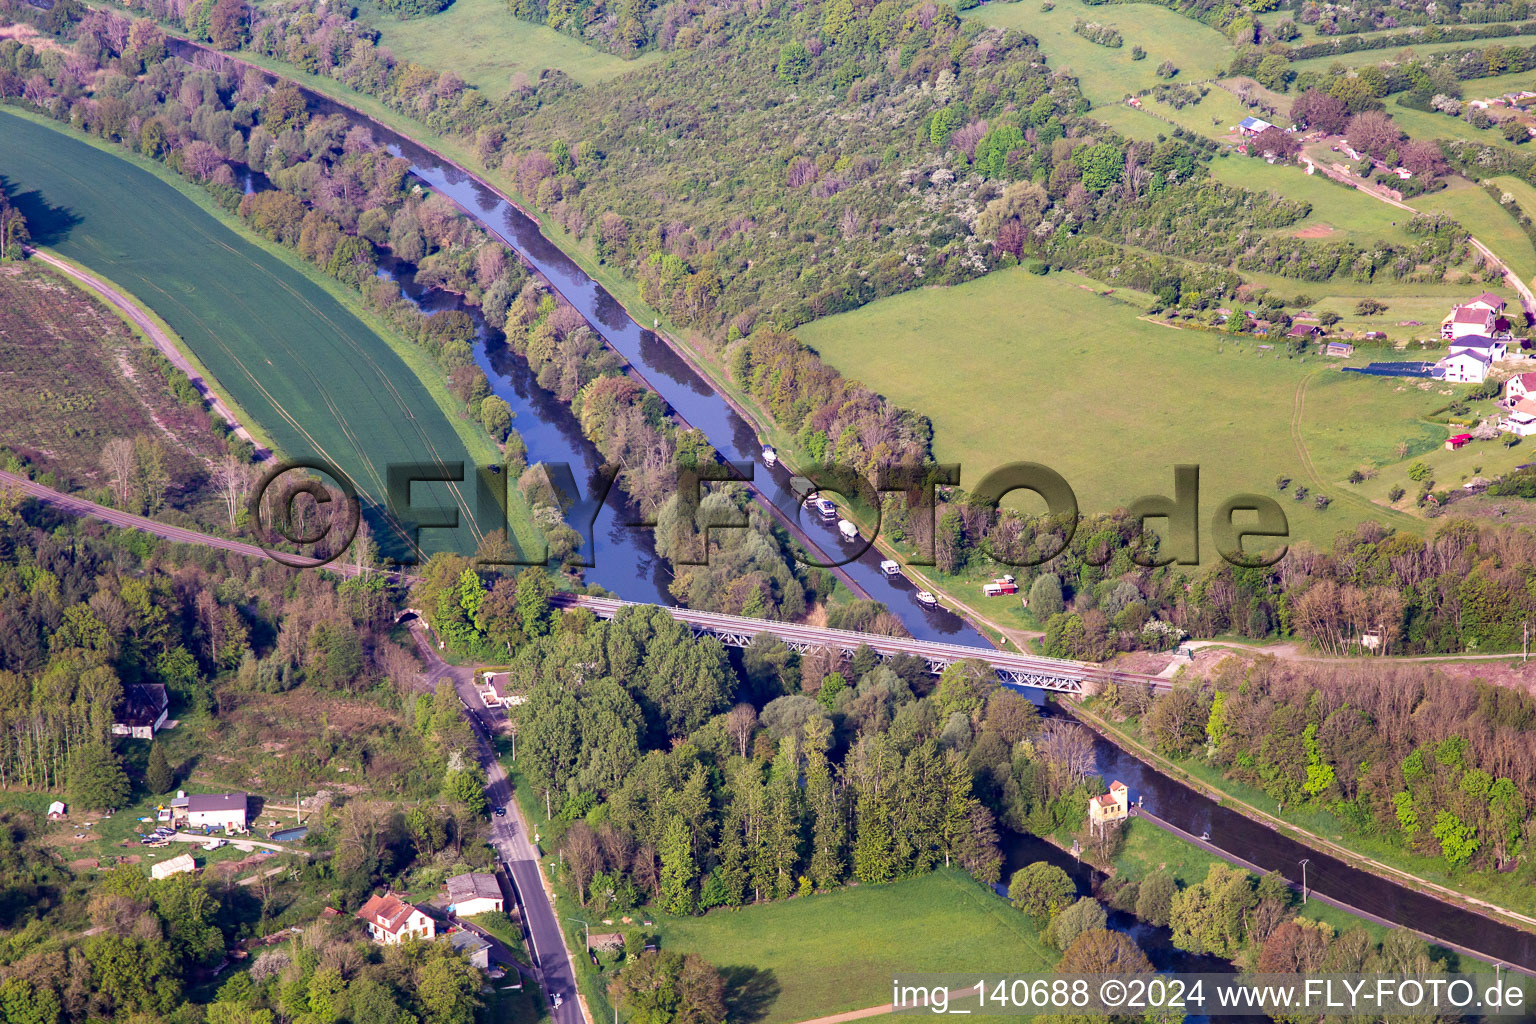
151, 853, 196, 880
590, 932, 625, 953
1446, 433, 1473, 450
1325, 342, 1355, 357
47, 801, 66, 820
445, 929, 492, 971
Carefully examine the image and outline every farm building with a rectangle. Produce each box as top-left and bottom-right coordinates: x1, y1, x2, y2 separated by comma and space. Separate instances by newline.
1287, 324, 1322, 340
358, 891, 436, 945
446, 873, 504, 917
112, 684, 168, 739
1237, 116, 1275, 135
151, 853, 196, 880
1325, 342, 1355, 357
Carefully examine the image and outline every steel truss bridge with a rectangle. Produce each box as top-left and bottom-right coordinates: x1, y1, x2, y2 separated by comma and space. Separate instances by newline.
551, 594, 1171, 696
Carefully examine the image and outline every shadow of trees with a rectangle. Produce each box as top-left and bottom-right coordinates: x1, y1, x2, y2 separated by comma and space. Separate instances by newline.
719, 964, 781, 1024
1, 175, 81, 246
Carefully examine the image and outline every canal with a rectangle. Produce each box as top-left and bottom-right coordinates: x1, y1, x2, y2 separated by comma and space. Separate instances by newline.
167, 39, 1536, 975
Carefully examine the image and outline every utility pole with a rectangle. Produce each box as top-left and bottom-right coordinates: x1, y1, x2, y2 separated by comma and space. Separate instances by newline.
1299, 858, 1310, 904
296, 792, 301, 826
565, 916, 590, 951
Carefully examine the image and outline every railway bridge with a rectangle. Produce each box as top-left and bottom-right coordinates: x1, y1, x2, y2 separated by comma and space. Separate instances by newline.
550, 594, 1171, 695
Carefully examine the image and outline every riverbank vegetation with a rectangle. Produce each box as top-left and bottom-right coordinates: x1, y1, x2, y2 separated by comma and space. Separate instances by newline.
1098, 654, 1536, 903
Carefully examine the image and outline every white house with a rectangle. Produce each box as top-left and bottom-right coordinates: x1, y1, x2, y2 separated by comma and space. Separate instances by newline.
1442, 305, 1497, 340
1450, 334, 1508, 361
1506, 371, 1536, 402
151, 853, 196, 880
478, 671, 509, 709
112, 684, 168, 739
1438, 350, 1493, 384
358, 891, 436, 945
1466, 291, 1507, 313
183, 792, 247, 832
446, 872, 504, 917
1504, 406, 1536, 436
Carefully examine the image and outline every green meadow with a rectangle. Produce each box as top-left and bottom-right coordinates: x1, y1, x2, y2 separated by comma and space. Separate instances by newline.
652, 869, 1055, 1024
798, 268, 1480, 565
0, 110, 532, 560
967, 0, 1236, 104
357, 0, 656, 93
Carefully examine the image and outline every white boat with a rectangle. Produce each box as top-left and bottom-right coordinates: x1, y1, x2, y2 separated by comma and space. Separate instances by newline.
879, 559, 901, 576
761, 445, 777, 467
813, 497, 837, 520
837, 518, 858, 541
916, 590, 939, 608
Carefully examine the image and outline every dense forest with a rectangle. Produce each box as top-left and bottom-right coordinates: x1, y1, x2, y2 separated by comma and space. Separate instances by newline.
493, 589, 1120, 910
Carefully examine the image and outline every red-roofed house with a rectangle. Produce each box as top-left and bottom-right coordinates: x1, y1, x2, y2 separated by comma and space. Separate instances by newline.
357, 892, 435, 946
1506, 372, 1536, 403
1466, 291, 1507, 313
1088, 781, 1129, 834
1442, 305, 1497, 340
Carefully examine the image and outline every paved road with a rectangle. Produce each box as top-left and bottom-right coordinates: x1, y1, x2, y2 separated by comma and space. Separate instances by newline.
27, 248, 273, 460
407, 621, 586, 1024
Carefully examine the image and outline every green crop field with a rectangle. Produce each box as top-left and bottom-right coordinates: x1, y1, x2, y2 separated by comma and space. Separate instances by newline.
352, 0, 657, 93
652, 868, 1055, 1024
798, 268, 1484, 567
968, 0, 1236, 105
0, 110, 525, 561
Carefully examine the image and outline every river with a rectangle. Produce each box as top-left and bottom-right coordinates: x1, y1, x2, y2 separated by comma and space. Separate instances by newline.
164, 39, 1536, 975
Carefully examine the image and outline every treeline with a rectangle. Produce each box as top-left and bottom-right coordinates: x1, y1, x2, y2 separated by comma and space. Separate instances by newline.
510, 602, 1118, 912
0, 180, 26, 260
1108, 857, 1458, 977
1288, 20, 1536, 61
1126, 656, 1536, 875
